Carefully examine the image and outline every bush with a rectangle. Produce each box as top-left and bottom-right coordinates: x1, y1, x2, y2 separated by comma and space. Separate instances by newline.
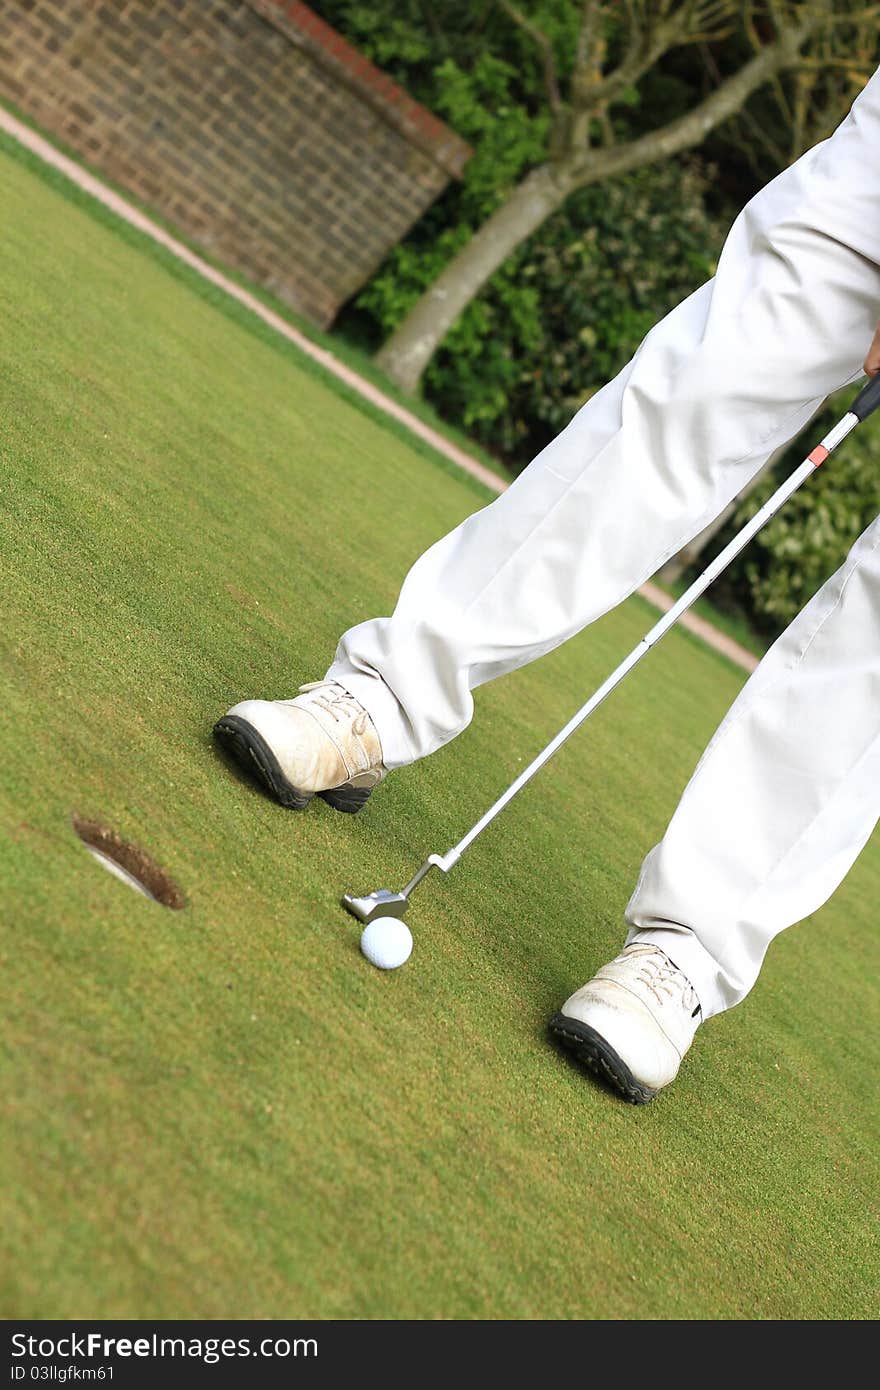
711, 396, 880, 638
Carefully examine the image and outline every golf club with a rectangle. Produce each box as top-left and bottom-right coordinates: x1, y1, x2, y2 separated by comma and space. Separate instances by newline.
342, 373, 880, 927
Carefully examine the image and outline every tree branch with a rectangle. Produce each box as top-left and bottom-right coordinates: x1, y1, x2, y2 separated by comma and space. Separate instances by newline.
817, 3, 880, 25
497, 0, 562, 115
568, 0, 610, 149
564, 15, 821, 186
574, 0, 604, 85
765, 0, 790, 35
699, 39, 788, 171
582, 0, 737, 115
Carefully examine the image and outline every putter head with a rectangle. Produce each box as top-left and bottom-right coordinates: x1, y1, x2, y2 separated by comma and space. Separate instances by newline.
341, 888, 409, 923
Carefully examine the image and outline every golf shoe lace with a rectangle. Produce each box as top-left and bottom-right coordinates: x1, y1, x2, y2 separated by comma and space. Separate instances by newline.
627, 945, 701, 1018
298, 681, 370, 736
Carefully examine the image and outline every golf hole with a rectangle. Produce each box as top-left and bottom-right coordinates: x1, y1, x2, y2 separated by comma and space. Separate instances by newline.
72, 815, 185, 909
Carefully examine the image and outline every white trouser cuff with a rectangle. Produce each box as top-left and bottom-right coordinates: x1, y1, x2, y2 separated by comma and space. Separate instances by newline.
325, 660, 416, 769
623, 925, 729, 1020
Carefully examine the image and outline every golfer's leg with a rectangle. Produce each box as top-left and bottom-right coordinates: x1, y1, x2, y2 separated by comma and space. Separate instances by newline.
329, 72, 880, 767
626, 513, 880, 1019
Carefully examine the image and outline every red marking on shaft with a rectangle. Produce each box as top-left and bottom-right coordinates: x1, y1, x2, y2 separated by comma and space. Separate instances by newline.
809, 445, 829, 466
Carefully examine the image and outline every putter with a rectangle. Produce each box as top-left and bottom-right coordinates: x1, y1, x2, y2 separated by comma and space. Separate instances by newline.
342, 374, 880, 925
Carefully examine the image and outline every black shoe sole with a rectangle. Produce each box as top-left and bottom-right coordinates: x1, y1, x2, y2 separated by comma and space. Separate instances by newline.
213, 715, 314, 809
214, 715, 374, 814
548, 1013, 657, 1105
318, 783, 374, 814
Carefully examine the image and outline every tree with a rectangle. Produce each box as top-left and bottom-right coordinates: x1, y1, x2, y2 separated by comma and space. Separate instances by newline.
361, 158, 725, 465
374, 1, 870, 394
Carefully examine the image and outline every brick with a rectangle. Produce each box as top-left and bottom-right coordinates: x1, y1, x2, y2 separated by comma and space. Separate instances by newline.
0, 72, 27, 98
36, 9, 73, 42
0, 0, 468, 325
67, 99, 95, 124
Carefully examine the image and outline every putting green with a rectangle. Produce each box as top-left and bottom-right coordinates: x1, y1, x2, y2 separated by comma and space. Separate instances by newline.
1, 138, 877, 1320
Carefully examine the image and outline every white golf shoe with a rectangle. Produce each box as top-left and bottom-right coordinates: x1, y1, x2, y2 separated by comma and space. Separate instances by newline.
549, 943, 702, 1103
214, 681, 386, 813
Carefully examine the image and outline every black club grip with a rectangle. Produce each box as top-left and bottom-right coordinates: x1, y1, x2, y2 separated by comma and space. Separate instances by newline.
851, 373, 880, 421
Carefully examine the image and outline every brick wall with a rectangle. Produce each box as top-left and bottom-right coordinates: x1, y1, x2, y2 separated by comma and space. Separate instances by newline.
0, 0, 471, 325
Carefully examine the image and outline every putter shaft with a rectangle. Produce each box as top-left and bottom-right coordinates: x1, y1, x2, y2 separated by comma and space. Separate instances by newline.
343, 377, 880, 921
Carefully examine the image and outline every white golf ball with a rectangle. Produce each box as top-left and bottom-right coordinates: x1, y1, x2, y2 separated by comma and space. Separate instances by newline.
360, 917, 413, 970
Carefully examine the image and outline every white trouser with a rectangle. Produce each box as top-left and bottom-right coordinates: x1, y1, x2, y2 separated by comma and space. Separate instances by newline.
327, 73, 880, 1017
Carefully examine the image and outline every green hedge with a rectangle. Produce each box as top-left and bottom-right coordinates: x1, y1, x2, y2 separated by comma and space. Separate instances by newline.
711, 398, 880, 637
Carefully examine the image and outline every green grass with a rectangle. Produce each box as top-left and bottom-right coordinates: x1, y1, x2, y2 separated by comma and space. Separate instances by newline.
0, 101, 513, 491
1, 146, 877, 1321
